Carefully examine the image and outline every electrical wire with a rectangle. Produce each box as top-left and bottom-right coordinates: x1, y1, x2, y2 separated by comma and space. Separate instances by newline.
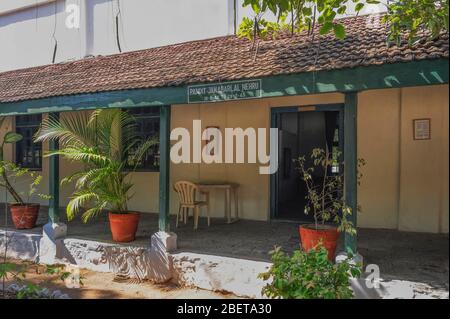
51, 1, 58, 63
115, 0, 122, 53
234, 0, 237, 35
77, 0, 82, 59
35, 0, 38, 30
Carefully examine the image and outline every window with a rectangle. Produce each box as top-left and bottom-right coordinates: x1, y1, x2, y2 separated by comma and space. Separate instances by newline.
124, 107, 160, 171
15, 114, 42, 170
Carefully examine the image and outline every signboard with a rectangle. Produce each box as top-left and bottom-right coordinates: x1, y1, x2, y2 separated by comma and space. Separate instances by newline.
187, 79, 262, 103
413, 118, 431, 140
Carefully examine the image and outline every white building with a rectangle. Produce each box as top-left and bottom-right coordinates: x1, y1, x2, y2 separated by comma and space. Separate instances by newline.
0, 0, 387, 72
0, 0, 239, 72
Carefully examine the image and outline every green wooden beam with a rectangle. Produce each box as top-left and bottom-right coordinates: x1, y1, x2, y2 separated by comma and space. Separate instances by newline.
0, 86, 185, 116
344, 92, 358, 254
262, 58, 448, 98
158, 105, 171, 232
48, 112, 60, 223
1, 59, 448, 116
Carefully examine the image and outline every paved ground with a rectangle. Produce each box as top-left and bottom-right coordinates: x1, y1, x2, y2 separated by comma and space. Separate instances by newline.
1, 259, 234, 299
358, 229, 449, 295
1, 207, 448, 294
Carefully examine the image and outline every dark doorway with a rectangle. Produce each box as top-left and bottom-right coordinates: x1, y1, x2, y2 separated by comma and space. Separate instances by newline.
271, 105, 344, 221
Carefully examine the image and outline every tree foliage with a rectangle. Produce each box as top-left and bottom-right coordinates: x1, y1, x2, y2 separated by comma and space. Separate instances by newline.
238, 0, 449, 44
384, 0, 449, 45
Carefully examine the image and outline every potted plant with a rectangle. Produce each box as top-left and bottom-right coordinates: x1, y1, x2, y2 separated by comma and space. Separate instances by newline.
259, 245, 361, 299
295, 147, 365, 260
34, 109, 157, 242
7, 169, 50, 230
0, 118, 49, 229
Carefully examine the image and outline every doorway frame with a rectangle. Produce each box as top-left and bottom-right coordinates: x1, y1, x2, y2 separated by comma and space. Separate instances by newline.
269, 103, 345, 221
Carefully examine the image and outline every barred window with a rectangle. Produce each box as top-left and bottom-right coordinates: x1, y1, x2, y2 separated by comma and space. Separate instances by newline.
124, 107, 160, 171
15, 114, 42, 170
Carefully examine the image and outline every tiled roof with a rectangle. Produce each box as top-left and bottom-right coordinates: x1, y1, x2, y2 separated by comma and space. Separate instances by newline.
0, 14, 448, 103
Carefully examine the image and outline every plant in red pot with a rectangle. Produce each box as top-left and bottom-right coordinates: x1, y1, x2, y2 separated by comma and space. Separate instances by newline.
34, 109, 157, 242
295, 148, 365, 261
0, 118, 50, 229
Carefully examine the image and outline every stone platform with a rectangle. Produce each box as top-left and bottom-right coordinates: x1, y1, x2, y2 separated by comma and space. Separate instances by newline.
1, 207, 448, 298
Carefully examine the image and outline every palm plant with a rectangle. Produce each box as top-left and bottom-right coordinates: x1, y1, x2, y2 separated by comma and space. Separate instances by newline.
34, 109, 157, 223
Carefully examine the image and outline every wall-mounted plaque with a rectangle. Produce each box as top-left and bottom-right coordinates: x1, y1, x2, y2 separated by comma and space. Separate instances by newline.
413, 118, 431, 140
188, 79, 262, 103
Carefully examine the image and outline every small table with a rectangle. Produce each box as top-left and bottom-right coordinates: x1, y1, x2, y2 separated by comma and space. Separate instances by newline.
197, 182, 240, 224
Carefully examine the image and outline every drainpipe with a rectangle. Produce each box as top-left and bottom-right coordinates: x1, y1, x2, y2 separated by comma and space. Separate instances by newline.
82, 0, 94, 57
228, 0, 238, 35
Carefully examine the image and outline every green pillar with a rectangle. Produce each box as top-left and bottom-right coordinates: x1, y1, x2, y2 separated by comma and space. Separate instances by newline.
159, 105, 171, 232
344, 93, 358, 253
48, 112, 60, 223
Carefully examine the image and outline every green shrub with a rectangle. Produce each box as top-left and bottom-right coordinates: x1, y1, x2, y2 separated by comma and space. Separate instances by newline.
259, 245, 361, 299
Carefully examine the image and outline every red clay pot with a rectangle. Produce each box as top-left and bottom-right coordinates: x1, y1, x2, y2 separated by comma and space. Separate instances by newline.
108, 212, 140, 243
299, 224, 339, 261
10, 204, 40, 229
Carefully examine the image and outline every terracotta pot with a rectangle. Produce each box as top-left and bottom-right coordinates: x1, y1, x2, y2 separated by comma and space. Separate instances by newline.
108, 212, 140, 242
10, 204, 40, 229
299, 224, 339, 261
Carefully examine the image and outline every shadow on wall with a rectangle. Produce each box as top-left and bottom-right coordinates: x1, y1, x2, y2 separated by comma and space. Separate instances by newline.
0, 0, 64, 28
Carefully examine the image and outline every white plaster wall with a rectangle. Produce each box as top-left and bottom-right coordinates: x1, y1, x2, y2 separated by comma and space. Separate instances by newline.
357, 85, 449, 233
0, 0, 56, 14
0, 0, 235, 72
0, 0, 388, 72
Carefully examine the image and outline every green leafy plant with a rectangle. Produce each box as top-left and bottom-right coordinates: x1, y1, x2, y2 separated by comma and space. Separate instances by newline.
238, 15, 284, 40
0, 117, 24, 204
237, 0, 286, 40
42, 264, 84, 288
0, 262, 17, 281
295, 147, 365, 234
238, 0, 448, 44
259, 245, 361, 299
382, 0, 449, 45
0, 262, 27, 298
15, 282, 42, 299
45, 264, 73, 282
0, 117, 49, 205
9, 167, 51, 203
34, 109, 157, 222
1, 261, 80, 299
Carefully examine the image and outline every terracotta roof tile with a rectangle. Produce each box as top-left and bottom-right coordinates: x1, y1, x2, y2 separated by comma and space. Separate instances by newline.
0, 14, 448, 103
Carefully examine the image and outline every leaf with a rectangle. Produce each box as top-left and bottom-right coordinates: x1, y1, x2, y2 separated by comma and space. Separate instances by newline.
333, 23, 346, 40
355, 3, 364, 13
4, 132, 23, 144
302, 7, 312, 16
337, 6, 347, 15
251, 1, 261, 14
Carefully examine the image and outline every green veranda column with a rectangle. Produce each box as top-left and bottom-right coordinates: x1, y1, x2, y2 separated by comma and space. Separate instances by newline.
159, 105, 171, 232
48, 112, 60, 223
41, 112, 67, 264
344, 93, 358, 254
